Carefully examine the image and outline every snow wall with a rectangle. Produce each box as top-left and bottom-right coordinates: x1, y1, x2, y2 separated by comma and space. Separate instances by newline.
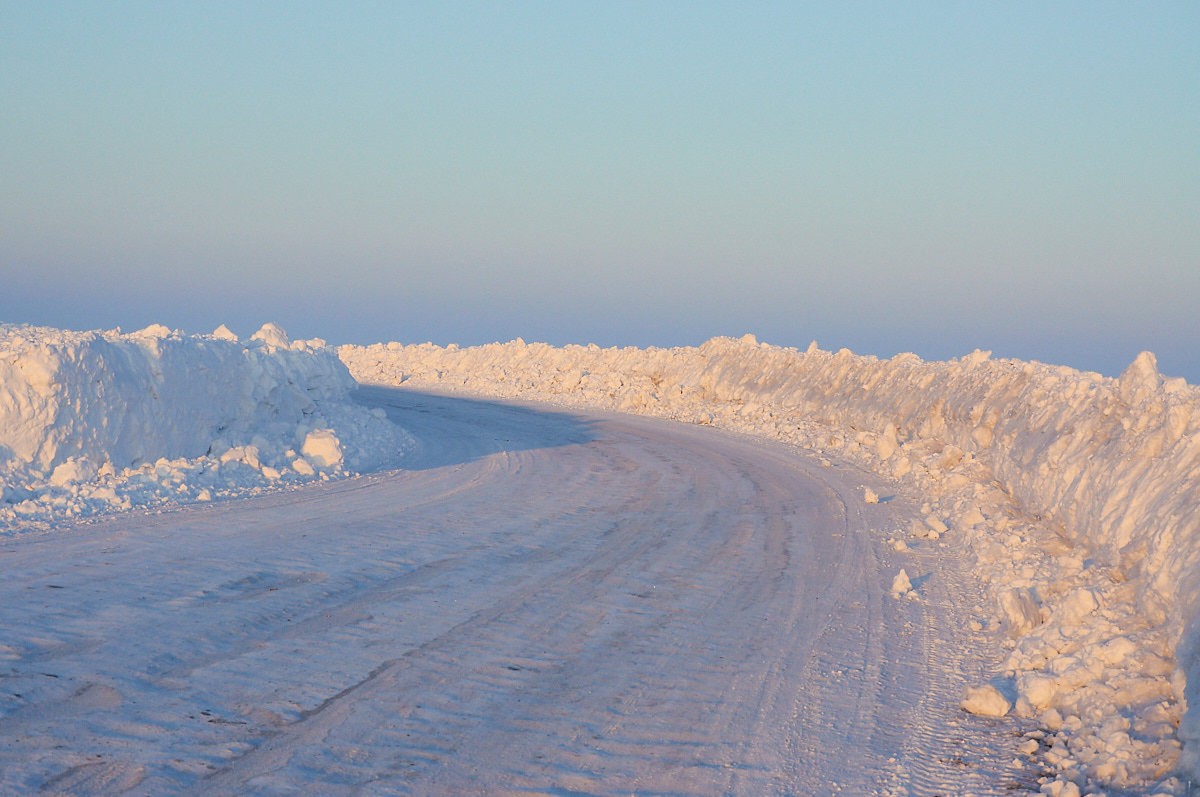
343, 335, 1200, 789
0, 323, 413, 525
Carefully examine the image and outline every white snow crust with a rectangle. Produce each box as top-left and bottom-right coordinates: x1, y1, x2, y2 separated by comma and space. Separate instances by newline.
342, 335, 1200, 794
0, 323, 413, 528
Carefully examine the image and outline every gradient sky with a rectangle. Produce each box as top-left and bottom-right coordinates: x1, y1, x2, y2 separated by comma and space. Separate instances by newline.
3, 2, 1197, 379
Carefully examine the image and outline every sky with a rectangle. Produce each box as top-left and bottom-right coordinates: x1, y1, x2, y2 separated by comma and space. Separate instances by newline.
2, 2, 1197, 379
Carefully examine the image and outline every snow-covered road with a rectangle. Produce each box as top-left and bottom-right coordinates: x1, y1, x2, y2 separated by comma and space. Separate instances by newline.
0, 387, 1022, 795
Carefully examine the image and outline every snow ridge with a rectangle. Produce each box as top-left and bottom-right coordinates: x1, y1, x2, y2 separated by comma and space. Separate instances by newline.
341, 335, 1200, 794
0, 323, 413, 526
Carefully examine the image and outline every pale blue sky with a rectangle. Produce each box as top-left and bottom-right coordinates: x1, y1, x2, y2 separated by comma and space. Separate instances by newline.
2, 2, 1197, 378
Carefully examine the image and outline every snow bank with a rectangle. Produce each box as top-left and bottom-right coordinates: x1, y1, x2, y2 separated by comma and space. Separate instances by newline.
0, 323, 413, 527
342, 335, 1200, 794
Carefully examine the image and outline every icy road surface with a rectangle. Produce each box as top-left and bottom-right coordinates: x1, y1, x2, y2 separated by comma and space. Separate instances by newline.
0, 387, 1024, 795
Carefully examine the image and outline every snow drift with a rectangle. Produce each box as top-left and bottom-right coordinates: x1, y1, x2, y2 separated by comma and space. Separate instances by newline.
342, 335, 1200, 793
0, 323, 413, 526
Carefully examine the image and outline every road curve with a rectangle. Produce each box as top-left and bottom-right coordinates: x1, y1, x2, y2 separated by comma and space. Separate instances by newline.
0, 387, 1021, 795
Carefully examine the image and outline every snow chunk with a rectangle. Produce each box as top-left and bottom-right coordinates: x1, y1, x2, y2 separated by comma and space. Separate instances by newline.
939, 445, 964, 470
1041, 780, 1081, 797
49, 457, 99, 487
220, 445, 260, 470
876, 422, 899, 460
1118, 350, 1161, 405
132, 323, 173, 339
910, 519, 940, 540
998, 588, 1042, 638
1017, 672, 1061, 713
959, 506, 986, 528
960, 349, 992, 368
212, 324, 239, 342
891, 569, 913, 597
251, 322, 291, 349
1052, 588, 1099, 625
961, 685, 1010, 717
300, 429, 343, 469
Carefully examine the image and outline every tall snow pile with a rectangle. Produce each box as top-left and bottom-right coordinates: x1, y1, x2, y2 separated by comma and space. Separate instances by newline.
342, 335, 1200, 794
0, 323, 413, 527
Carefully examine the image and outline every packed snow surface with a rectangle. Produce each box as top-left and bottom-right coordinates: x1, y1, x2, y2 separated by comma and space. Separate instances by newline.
0, 323, 413, 528
342, 335, 1200, 794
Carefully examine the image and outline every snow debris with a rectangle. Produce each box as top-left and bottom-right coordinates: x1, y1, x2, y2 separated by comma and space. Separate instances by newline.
863, 487, 879, 504
340, 336, 1200, 794
0, 323, 413, 529
961, 685, 1011, 718
891, 568, 913, 597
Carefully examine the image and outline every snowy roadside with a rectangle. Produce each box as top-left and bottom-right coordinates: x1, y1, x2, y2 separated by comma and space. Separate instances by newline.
341, 335, 1197, 796
0, 323, 413, 530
